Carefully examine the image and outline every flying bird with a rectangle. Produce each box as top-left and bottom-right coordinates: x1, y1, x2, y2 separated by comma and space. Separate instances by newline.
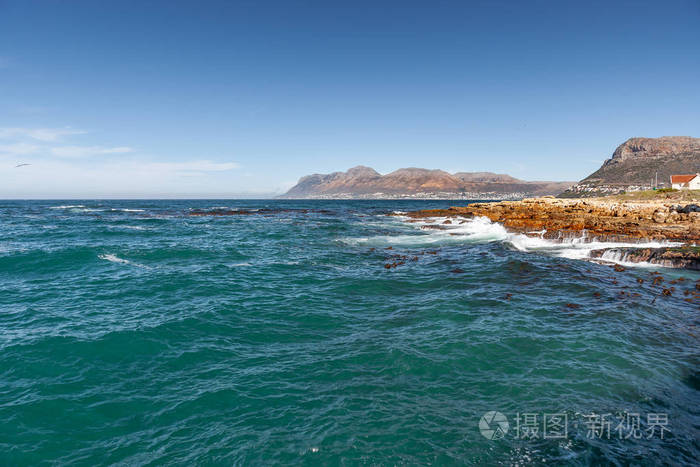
15, 163, 31, 168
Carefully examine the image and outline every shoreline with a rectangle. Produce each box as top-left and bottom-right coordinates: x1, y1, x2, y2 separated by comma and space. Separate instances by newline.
398, 195, 700, 270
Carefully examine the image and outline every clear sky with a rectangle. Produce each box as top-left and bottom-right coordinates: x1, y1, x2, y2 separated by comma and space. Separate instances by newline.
1, 0, 699, 198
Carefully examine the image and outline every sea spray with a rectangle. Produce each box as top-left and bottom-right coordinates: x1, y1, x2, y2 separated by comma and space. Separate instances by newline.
393, 215, 684, 266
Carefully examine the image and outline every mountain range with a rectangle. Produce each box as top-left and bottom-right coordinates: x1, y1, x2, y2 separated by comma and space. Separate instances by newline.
283, 136, 699, 199
283, 166, 572, 199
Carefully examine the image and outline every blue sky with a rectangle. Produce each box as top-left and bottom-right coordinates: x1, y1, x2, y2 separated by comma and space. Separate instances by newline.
1, 0, 699, 197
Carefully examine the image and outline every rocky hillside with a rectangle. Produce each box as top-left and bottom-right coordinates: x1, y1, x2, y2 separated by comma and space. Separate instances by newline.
284, 166, 572, 199
564, 136, 700, 197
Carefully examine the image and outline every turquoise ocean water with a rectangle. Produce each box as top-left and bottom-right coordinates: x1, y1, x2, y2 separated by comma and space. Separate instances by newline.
0, 200, 698, 465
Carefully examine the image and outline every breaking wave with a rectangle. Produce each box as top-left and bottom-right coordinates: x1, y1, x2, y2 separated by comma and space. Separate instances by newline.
347, 216, 683, 267
50, 205, 146, 213
342, 216, 509, 247
510, 236, 678, 261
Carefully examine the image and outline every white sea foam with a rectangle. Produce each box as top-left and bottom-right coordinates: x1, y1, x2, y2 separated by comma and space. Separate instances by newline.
49, 205, 106, 212
99, 253, 130, 264
441, 216, 509, 242
193, 206, 249, 212
111, 208, 145, 212
347, 215, 683, 268
98, 253, 150, 269
592, 250, 659, 269
506, 231, 680, 261
342, 216, 507, 247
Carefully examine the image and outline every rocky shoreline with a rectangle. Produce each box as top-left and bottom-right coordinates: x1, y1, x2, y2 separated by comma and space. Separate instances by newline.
588, 246, 700, 270
399, 196, 700, 270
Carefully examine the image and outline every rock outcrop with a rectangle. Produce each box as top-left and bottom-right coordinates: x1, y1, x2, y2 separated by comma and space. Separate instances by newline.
563, 136, 700, 197
589, 247, 700, 270
284, 166, 572, 199
400, 195, 700, 269
402, 197, 700, 243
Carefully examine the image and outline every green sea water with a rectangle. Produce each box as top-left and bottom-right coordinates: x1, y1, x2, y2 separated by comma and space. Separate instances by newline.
0, 200, 698, 465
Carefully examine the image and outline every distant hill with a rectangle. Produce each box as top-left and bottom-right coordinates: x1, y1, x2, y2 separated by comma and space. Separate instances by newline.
563, 136, 700, 197
283, 166, 573, 199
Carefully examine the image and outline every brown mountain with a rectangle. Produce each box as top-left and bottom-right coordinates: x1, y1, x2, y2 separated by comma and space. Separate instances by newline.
564, 136, 700, 196
453, 172, 521, 183
284, 166, 572, 198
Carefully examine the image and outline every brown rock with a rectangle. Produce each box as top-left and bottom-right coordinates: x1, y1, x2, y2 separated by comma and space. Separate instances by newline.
402, 197, 700, 244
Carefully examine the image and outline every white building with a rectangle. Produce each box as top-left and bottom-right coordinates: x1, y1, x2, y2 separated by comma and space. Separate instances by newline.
670, 173, 700, 190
